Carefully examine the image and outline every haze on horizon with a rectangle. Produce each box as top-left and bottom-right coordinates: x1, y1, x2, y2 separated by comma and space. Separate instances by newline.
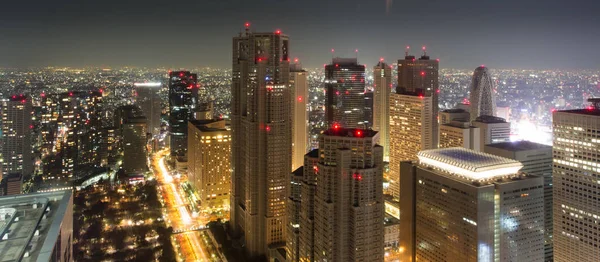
1, 0, 598, 69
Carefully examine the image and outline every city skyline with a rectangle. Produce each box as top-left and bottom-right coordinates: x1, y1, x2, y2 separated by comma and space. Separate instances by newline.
1, 0, 599, 69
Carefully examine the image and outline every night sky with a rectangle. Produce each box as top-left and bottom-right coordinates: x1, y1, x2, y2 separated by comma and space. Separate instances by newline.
1, 0, 598, 69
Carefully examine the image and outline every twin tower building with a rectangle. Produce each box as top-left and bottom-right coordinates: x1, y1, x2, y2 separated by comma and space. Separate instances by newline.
228, 25, 528, 262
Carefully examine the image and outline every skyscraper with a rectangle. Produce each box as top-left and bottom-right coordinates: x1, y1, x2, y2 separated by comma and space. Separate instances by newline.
397, 47, 439, 146
373, 61, 392, 161
187, 119, 231, 212
298, 127, 384, 261
116, 105, 148, 174
290, 62, 308, 171
484, 141, 553, 261
134, 82, 163, 136
57, 91, 103, 181
230, 26, 292, 258
469, 66, 497, 121
325, 58, 369, 128
0, 95, 32, 179
286, 166, 303, 262
400, 148, 545, 262
168, 71, 198, 158
388, 91, 434, 198
552, 99, 600, 262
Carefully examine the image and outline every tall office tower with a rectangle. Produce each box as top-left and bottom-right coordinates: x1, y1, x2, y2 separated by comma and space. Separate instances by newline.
298, 149, 318, 262
552, 99, 600, 262
134, 83, 163, 136
297, 128, 384, 261
388, 92, 434, 198
230, 26, 292, 258
399, 148, 545, 262
471, 115, 511, 151
99, 127, 118, 167
187, 119, 231, 212
168, 71, 198, 158
484, 141, 554, 261
469, 66, 497, 121
439, 108, 470, 125
286, 167, 303, 262
290, 62, 308, 170
57, 91, 103, 179
120, 111, 148, 174
397, 47, 439, 146
439, 121, 481, 150
0, 190, 73, 261
373, 61, 392, 161
325, 58, 368, 128
0, 95, 33, 179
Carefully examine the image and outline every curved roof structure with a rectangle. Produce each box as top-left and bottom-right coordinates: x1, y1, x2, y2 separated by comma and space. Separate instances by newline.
417, 147, 523, 181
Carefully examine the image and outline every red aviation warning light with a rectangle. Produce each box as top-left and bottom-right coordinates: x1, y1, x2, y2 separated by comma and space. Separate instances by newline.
420, 71, 426, 76
275, 29, 281, 35
380, 57, 384, 62
245, 22, 250, 28
297, 96, 303, 102
418, 94, 424, 99
356, 130, 362, 137
179, 72, 184, 77
294, 57, 299, 63
333, 123, 340, 130
353, 174, 363, 181
266, 125, 271, 132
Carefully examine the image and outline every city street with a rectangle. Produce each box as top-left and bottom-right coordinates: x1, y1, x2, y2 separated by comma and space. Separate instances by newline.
152, 149, 222, 262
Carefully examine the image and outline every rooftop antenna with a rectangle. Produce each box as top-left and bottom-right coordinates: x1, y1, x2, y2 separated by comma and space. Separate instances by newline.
244, 22, 250, 36
405, 46, 410, 57
331, 48, 335, 60
422, 46, 427, 56
355, 49, 359, 60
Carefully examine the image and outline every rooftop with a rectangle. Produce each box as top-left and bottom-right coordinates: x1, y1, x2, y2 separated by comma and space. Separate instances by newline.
189, 119, 227, 132
0, 190, 72, 262
558, 108, 600, 116
485, 140, 551, 151
474, 115, 507, 123
417, 147, 523, 181
322, 127, 378, 138
441, 108, 468, 114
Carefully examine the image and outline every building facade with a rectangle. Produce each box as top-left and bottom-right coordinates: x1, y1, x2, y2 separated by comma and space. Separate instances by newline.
469, 66, 497, 121
286, 167, 303, 262
439, 108, 470, 125
290, 62, 308, 171
439, 121, 481, 150
485, 141, 554, 261
188, 119, 231, 212
134, 83, 163, 136
0, 95, 33, 179
373, 61, 392, 161
552, 103, 600, 262
168, 71, 198, 158
400, 148, 545, 262
230, 27, 292, 258
388, 91, 434, 198
325, 58, 369, 128
471, 115, 510, 151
